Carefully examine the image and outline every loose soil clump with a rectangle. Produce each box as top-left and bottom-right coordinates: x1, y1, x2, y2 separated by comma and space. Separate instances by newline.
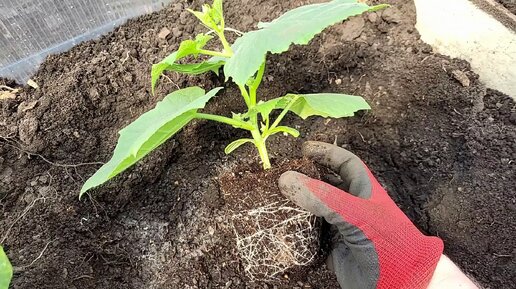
0, 0, 514, 288
219, 159, 323, 282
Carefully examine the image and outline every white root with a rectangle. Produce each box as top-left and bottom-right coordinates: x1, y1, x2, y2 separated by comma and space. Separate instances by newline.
231, 200, 318, 281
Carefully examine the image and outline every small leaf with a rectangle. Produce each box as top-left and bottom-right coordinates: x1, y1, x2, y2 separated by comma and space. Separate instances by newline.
224, 0, 388, 85
164, 60, 224, 75
80, 87, 222, 196
252, 93, 370, 120
187, 0, 224, 31
267, 126, 300, 137
151, 34, 224, 93
212, 0, 224, 20
0, 246, 13, 289
287, 93, 370, 119
247, 98, 290, 119
224, 138, 254, 154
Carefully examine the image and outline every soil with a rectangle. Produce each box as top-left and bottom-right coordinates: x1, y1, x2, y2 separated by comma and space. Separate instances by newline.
0, 0, 515, 289
218, 159, 326, 282
496, 0, 516, 15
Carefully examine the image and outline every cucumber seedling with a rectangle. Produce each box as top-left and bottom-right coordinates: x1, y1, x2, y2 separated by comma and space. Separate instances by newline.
80, 0, 387, 196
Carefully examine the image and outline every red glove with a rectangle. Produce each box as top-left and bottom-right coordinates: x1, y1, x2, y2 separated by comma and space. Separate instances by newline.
279, 141, 443, 289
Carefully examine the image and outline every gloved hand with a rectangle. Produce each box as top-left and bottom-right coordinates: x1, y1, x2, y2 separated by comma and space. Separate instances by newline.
278, 141, 444, 289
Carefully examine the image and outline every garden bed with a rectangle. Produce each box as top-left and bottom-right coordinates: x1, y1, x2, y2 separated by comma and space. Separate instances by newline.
1, 0, 515, 288
497, 0, 516, 15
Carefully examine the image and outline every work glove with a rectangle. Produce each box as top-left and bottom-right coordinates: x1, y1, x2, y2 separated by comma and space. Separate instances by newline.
279, 141, 443, 289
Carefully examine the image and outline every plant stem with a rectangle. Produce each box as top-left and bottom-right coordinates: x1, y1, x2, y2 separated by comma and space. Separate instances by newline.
198, 49, 232, 58
217, 31, 233, 55
238, 85, 251, 108
251, 129, 271, 169
269, 95, 298, 131
249, 62, 266, 106
195, 113, 254, 130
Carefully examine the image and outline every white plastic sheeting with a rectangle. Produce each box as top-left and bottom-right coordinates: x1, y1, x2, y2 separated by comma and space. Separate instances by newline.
414, 0, 516, 98
0, 0, 172, 83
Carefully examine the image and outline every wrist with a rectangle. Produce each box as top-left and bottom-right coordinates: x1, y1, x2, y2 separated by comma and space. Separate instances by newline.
427, 255, 480, 289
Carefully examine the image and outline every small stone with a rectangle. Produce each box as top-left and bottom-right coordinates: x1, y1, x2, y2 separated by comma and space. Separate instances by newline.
38, 175, 49, 184
208, 226, 215, 235
0, 167, 13, 184
179, 11, 189, 25
341, 16, 365, 41
421, 45, 433, 54
367, 12, 378, 23
335, 78, 342, 85
18, 117, 39, 144
17, 100, 38, 113
157, 27, 171, 39
451, 70, 470, 87
381, 7, 402, 23
509, 112, 516, 125
26, 79, 39, 89
172, 27, 182, 38
171, 3, 183, 12
495, 102, 503, 108
38, 186, 52, 197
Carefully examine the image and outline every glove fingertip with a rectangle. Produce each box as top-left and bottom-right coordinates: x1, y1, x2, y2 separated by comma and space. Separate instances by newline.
278, 170, 307, 198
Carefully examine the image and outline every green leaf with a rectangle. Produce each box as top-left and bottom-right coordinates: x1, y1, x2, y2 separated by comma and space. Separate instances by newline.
187, 0, 224, 31
267, 126, 300, 137
151, 34, 224, 93
224, 138, 254, 154
0, 246, 12, 289
80, 87, 223, 196
224, 0, 388, 85
247, 98, 290, 120
288, 93, 370, 119
253, 93, 370, 120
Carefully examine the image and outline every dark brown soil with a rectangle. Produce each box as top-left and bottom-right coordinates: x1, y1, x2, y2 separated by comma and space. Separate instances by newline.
496, 0, 516, 15
0, 0, 515, 289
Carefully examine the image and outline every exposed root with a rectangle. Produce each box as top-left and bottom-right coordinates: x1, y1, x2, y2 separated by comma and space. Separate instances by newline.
13, 241, 52, 272
231, 201, 318, 281
0, 136, 103, 168
1, 195, 47, 244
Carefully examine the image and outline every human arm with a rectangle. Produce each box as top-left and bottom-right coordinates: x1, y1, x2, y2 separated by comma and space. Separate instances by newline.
429, 255, 480, 289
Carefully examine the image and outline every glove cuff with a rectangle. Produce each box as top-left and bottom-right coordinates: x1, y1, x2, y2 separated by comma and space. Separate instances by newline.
376, 235, 444, 289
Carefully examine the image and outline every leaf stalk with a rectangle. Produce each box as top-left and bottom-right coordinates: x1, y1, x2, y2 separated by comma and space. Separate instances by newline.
195, 113, 254, 130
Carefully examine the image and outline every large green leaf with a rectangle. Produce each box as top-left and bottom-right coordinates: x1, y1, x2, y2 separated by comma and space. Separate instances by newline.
224, 0, 388, 85
0, 246, 12, 289
253, 93, 370, 119
151, 34, 225, 93
80, 87, 222, 196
